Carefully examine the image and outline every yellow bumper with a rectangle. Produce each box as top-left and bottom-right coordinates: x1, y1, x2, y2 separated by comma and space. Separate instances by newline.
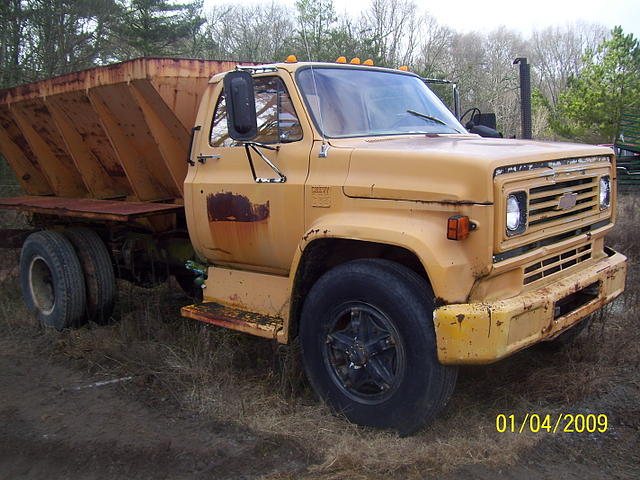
433, 248, 627, 365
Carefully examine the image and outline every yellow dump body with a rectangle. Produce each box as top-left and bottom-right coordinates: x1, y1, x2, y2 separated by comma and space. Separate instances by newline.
0, 58, 241, 221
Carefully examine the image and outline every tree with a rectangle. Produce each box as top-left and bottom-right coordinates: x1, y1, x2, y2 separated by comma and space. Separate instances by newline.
111, 0, 205, 58
0, 0, 120, 86
362, 0, 419, 67
553, 26, 640, 143
294, 0, 337, 60
530, 23, 606, 108
24, 0, 121, 78
0, 0, 26, 88
201, 2, 294, 62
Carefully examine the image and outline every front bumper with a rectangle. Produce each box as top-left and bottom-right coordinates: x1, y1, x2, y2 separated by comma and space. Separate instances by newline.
433, 247, 627, 364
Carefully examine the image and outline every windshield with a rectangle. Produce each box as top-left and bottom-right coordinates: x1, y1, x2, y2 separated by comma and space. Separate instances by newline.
297, 67, 465, 138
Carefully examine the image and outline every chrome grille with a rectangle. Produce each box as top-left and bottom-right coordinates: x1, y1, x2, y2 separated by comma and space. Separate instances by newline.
523, 243, 592, 285
527, 176, 599, 233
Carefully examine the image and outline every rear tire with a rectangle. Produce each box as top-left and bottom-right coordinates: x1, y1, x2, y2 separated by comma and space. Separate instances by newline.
299, 259, 457, 435
63, 227, 115, 324
20, 230, 86, 330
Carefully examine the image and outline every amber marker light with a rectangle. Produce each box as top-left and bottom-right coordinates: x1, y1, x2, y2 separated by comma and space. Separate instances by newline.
363, 59, 374, 65
398, 65, 409, 71
336, 56, 347, 63
447, 215, 473, 241
350, 57, 361, 64
285, 55, 298, 63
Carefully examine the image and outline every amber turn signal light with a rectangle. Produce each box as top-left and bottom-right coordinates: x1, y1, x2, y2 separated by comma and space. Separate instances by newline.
447, 215, 472, 240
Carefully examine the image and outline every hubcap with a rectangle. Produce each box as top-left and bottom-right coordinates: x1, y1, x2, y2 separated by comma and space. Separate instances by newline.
323, 303, 405, 404
29, 256, 55, 315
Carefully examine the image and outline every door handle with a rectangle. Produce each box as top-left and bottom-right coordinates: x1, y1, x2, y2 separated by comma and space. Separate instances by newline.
196, 154, 220, 164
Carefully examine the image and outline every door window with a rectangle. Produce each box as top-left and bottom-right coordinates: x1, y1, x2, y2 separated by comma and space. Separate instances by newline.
210, 76, 303, 146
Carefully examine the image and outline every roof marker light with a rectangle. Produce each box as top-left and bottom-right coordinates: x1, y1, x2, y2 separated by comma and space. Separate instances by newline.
350, 57, 361, 64
363, 59, 374, 65
285, 55, 298, 63
336, 56, 347, 63
398, 65, 409, 71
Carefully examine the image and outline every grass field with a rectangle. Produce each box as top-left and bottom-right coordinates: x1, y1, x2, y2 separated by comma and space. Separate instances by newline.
0, 189, 638, 478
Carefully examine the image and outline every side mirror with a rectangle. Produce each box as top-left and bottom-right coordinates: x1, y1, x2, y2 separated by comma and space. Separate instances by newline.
465, 112, 503, 138
223, 71, 257, 141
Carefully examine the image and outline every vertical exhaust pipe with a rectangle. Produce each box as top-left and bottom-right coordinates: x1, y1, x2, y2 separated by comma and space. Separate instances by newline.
514, 57, 532, 139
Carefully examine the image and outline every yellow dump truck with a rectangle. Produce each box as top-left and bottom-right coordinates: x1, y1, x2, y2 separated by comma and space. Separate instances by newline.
0, 57, 627, 434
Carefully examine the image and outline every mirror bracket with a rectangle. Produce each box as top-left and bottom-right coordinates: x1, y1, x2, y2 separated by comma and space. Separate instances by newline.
240, 142, 286, 183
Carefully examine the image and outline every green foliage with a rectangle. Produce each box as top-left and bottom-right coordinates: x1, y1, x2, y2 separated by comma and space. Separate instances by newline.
553, 26, 640, 143
0, 0, 204, 88
111, 0, 205, 58
0, 0, 121, 87
294, 0, 337, 60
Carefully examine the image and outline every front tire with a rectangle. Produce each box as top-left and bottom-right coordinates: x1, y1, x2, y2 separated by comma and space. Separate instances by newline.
299, 259, 457, 435
20, 230, 86, 330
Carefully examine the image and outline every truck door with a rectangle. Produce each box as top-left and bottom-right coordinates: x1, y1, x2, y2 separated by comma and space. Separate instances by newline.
189, 74, 311, 274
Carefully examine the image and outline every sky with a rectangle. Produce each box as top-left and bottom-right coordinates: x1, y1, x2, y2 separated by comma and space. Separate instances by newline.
203, 0, 640, 39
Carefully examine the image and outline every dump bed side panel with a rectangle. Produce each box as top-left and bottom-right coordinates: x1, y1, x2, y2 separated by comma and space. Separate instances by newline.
0, 58, 239, 202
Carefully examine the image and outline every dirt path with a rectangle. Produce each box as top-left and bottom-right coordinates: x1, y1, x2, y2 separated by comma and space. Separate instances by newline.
0, 337, 308, 480
2, 329, 638, 480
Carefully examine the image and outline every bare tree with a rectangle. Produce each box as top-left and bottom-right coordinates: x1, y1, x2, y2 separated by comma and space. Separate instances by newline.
413, 13, 455, 77
530, 22, 607, 107
203, 2, 295, 62
362, 0, 420, 67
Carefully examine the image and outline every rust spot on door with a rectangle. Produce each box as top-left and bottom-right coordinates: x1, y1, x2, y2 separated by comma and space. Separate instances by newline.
207, 192, 269, 222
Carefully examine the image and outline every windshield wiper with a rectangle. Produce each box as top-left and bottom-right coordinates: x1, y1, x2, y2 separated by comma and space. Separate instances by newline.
406, 109, 448, 126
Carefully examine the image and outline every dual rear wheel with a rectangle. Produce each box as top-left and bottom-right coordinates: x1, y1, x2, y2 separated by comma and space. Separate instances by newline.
20, 228, 115, 330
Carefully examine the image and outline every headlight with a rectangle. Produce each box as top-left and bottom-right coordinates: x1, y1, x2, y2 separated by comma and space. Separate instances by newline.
506, 192, 527, 235
599, 176, 610, 209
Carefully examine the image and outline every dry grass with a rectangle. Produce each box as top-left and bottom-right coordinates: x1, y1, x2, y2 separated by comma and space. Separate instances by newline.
1, 194, 639, 478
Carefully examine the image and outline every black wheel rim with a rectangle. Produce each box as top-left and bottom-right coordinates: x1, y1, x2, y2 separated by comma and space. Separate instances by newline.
322, 302, 406, 405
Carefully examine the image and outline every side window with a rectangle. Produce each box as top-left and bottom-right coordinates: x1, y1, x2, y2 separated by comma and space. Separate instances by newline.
209, 76, 303, 146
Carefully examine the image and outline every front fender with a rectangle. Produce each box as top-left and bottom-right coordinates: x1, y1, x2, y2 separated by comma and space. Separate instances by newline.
293, 202, 493, 304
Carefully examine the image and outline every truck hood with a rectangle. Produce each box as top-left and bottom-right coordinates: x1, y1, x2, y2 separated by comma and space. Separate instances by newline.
334, 135, 612, 204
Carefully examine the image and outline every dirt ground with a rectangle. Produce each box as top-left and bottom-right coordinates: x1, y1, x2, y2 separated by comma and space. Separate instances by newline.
1, 274, 638, 480
0, 335, 310, 480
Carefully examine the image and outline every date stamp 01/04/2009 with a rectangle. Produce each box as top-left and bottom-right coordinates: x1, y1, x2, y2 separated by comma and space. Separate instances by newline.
496, 414, 609, 434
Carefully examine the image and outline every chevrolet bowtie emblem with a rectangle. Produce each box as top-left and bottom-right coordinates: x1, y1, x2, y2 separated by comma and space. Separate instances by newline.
557, 192, 578, 210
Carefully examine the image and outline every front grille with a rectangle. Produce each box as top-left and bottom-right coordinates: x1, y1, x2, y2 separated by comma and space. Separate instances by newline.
523, 243, 592, 285
527, 176, 599, 233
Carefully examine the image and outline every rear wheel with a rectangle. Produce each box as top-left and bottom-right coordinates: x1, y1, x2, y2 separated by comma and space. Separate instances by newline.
20, 230, 86, 330
299, 259, 457, 435
63, 227, 115, 324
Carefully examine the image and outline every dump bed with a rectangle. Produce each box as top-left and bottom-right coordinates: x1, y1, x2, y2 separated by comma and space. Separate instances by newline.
0, 58, 239, 223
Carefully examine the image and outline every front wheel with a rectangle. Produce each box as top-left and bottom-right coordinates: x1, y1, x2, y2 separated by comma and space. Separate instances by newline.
299, 259, 457, 435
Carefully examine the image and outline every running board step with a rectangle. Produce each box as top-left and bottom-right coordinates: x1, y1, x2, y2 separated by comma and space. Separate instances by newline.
181, 302, 283, 340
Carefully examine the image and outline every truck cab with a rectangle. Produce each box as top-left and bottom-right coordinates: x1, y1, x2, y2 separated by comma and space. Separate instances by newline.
0, 58, 626, 435
184, 61, 626, 432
